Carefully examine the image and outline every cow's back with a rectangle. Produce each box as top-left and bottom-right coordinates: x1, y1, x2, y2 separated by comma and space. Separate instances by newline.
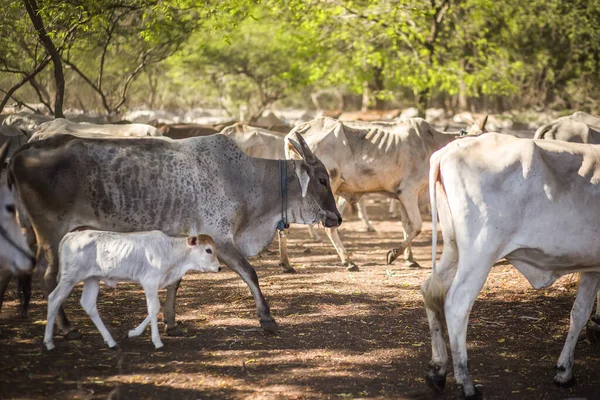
11, 134, 254, 238
437, 133, 600, 267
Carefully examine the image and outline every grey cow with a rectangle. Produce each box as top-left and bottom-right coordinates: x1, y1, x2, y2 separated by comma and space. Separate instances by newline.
9, 132, 341, 338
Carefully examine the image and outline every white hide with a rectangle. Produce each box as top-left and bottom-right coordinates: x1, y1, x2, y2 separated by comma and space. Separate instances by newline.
44, 230, 220, 350
422, 133, 600, 398
31, 118, 161, 141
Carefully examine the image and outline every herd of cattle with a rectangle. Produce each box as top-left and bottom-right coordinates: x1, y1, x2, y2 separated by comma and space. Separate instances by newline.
0, 109, 600, 398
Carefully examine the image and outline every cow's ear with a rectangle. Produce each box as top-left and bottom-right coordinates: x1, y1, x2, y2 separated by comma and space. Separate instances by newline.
294, 161, 310, 198
187, 236, 197, 247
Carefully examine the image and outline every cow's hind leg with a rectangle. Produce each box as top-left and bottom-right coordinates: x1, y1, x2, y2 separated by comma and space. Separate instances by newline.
586, 289, 600, 343
555, 272, 600, 387
220, 242, 278, 333
80, 279, 117, 349
421, 248, 459, 393
445, 255, 494, 399
163, 279, 185, 336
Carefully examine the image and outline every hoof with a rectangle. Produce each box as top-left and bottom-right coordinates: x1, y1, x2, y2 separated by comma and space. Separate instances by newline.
425, 372, 446, 392
343, 262, 359, 272
554, 374, 576, 388
62, 329, 82, 341
260, 319, 278, 334
154, 342, 164, 350
462, 387, 483, 400
586, 320, 600, 344
108, 343, 120, 351
43, 341, 55, 351
279, 263, 296, 274
404, 261, 421, 269
165, 325, 185, 337
386, 249, 400, 265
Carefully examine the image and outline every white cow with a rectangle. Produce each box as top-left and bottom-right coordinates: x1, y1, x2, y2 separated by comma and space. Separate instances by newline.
44, 231, 220, 350
30, 118, 161, 141
421, 133, 600, 398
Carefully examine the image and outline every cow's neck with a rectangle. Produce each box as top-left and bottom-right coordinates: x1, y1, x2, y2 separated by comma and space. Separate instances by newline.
247, 159, 306, 227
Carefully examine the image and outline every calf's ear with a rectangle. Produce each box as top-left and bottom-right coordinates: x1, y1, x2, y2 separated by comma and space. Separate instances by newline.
294, 162, 310, 198
187, 236, 198, 247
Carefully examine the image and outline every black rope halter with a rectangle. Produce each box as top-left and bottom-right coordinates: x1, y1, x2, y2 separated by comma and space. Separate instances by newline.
277, 159, 290, 231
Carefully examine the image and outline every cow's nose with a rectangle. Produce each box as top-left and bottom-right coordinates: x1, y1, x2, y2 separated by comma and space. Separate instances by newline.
337, 215, 343, 224
217, 266, 222, 272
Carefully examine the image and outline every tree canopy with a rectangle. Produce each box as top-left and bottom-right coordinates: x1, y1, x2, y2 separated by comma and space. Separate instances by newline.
2, 0, 599, 117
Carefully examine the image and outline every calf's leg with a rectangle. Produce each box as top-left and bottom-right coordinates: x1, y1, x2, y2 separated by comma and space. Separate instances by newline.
128, 315, 152, 338
142, 284, 163, 349
44, 279, 77, 350
80, 279, 117, 348
554, 272, 600, 386
39, 243, 80, 339
324, 228, 357, 271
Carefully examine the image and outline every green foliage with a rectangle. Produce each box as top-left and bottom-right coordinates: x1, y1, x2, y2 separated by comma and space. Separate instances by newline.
2, 0, 600, 114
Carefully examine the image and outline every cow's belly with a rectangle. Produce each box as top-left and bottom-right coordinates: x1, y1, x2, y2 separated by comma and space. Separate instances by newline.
505, 247, 600, 289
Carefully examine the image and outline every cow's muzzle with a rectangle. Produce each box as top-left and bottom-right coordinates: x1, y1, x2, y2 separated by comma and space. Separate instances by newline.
320, 210, 342, 228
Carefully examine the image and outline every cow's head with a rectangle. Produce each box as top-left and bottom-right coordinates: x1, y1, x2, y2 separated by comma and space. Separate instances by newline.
287, 132, 342, 228
0, 142, 34, 275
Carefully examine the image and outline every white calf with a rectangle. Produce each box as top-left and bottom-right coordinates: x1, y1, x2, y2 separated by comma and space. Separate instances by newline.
44, 231, 220, 350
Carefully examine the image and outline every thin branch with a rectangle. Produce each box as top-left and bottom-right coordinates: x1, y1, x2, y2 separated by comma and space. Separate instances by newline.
61, 57, 112, 113
0, 57, 50, 113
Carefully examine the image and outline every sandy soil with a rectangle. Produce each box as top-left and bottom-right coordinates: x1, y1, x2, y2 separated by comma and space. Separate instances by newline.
0, 196, 598, 400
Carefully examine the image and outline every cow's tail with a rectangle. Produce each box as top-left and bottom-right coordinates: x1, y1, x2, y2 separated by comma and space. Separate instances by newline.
420, 149, 450, 319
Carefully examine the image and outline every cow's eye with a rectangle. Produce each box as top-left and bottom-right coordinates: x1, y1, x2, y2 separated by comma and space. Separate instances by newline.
5, 205, 15, 214
319, 178, 327, 185
206, 248, 213, 254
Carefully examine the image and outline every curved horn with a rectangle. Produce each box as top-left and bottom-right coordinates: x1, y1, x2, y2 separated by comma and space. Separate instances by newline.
294, 131, 318, 164
479, 114, 489, 131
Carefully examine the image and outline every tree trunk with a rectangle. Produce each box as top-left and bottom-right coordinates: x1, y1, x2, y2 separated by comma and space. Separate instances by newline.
23, 0, 65, 118
415, 89, 429, 118
361, 81, 370, 112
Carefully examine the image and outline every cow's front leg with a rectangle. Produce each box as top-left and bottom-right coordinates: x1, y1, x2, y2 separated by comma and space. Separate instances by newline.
555, 272, 600, 387
219, 243, 277, 333
386, 192, 422, 267
41, 244, 81, 339
163, 279, 184, 336
277, 230, 296, 273
324, 228, 358, 271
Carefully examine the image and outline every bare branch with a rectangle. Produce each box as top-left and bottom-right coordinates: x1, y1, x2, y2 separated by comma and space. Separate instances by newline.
0, 57, 50, 114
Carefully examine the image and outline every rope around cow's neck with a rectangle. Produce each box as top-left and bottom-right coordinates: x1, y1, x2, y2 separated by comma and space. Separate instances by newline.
277, 159, 290, 231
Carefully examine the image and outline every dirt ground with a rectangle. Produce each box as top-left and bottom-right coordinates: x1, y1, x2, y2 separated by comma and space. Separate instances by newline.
0, 196, 599, 400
